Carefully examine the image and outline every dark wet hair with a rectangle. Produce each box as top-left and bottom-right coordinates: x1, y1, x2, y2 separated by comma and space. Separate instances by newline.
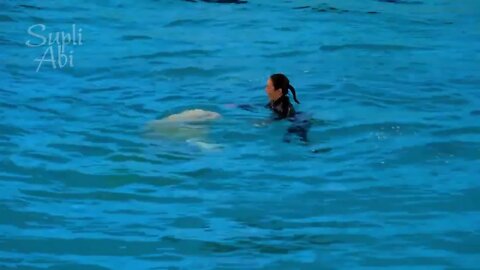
270, 73, 300, 104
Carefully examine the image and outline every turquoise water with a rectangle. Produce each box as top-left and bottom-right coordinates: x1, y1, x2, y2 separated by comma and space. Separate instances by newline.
1, 0, 480, 269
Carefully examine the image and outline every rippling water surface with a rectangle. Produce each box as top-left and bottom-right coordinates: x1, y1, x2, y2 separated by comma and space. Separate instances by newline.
1, 0, 479, 269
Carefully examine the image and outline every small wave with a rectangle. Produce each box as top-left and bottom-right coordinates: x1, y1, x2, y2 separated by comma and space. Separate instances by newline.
0, 15, 14, 22
48, 143, 113, 157
0, 123, 28, 136
432, 126, 480, 137
320, 44, 426, 52
313, 6, 349, 14
318, 122, 439, 138
377, 0, 423, 4
164, 18, 213, 27
18, 4, 43, 10
121, 49, 219, 60
263, 50, 315, 58
159, 66, 234, 78
120, 35, 152, 41
184, 0, 247, 4
387, 140, 480, 165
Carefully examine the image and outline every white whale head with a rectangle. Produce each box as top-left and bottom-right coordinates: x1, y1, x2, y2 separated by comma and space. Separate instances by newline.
163, 109, 221, 123
145, 109, 221, 141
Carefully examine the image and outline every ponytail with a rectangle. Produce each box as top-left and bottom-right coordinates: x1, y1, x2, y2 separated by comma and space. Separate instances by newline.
270, 73, 300, 104
288, 84, 300, 104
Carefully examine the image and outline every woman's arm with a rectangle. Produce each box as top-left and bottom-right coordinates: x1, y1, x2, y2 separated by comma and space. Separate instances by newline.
224, 103, 267, 112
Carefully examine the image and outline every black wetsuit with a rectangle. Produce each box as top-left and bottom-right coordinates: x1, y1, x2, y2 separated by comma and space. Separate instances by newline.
236, 96, 311, 142
266, 95, 295, 119
266, 95, 311, 143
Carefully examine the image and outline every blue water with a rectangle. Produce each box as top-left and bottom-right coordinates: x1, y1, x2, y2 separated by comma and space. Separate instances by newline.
1, 0, 480, 269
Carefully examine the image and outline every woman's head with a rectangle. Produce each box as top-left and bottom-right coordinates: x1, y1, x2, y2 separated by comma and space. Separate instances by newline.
265, 73, 300, 104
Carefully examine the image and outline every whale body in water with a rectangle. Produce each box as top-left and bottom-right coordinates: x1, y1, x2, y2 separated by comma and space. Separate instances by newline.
145, 109, 222, 150
161, 109, 221, 123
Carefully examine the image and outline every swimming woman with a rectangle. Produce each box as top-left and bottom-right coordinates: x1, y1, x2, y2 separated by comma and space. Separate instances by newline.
264, 73, 310, 142
265, 73, 299, 118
